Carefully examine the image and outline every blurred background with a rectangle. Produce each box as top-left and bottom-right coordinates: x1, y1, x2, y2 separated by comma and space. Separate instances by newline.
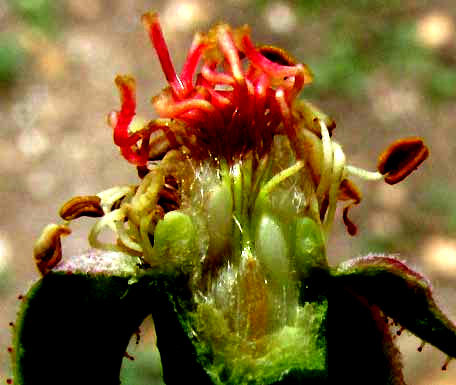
1, 0, 456, 383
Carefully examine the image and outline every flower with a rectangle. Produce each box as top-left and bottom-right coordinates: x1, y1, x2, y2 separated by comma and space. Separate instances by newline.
12, 12, 455, 385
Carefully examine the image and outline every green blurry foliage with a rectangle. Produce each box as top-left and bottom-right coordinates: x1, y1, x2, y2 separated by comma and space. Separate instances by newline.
0, 35, 26, 85
257, 0, 455, 101
8, 0, 59, 35
419, 182, 456, 233
308, 19, 447, 100
0, 268, 12, 295
1, 0, 61, 86
425, 66, 456, 101
361, 235, 401, 255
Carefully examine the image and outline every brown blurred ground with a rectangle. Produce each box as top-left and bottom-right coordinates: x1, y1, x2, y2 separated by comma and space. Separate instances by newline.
1, 1, 456, 384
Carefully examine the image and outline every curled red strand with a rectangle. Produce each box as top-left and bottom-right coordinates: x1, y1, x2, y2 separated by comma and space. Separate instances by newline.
111, 13, 313, 165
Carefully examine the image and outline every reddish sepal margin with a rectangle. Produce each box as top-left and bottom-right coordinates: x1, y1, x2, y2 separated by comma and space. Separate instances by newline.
332, 255, 456, 358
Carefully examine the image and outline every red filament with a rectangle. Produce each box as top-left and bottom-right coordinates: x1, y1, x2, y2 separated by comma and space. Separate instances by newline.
112, 13, 312, 165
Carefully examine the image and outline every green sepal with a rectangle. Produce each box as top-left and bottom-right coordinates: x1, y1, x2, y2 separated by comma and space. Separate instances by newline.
332, 255, 456, 359
326, 282, 405, 385
13, 272, 151, 385
12, 250, 210, 385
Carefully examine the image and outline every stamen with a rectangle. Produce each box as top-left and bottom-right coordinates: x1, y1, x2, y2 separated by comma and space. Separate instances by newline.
377, 136, 429, 185
324, 142, 346, 234
233, 214, 243, 234
242, 35, 300, 79
114, 75, 139, 147
217, 25, 244, 83
338, 179, 362, 236
294, 99, 336, 137
34, 224, 71, 275
217, 25, 249, 135
120, 145, 150, 166
417, 340, 426, 352
115, 220, 143, 253
112, 77, 151, 167
274, 88, 294, 141
89, 209, 126, 251
59, 196, 104, 221
442, 356, 452, 371
154, 93, 218, 119
343, 205, 358, 236
97, 186, 135, 214
257, 45, 296, 66
338, 179, 362, 204
345, 165, 384, 181
140, 213, 156, 263
129, 170, 164, 225
253, 73, 269, 142
316, 119, 334, 202
201, 63, 235, 85
204, 85, 232, 109
180, 33, 206, 90
141, 12, 185, 97
260, 160, 304, 196
288, 64, 306, 100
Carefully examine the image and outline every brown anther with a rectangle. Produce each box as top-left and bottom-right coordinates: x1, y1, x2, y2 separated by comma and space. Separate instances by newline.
111, 187, 136, 211
417, 341, 426, 352
396, 326, 405, 336
339, 179, 362, 236
338, 179, 362, 204
154, 204, 165, 220
33, 224, 71, 276
377, 137, 429, 185
134, 327, 141, 345
157, 178, 180, 213
319, 195, 329, 221
442, 356, 452, 371
258, 45, 296, 66
123, 351, 135, 361
158, 186, 179, 204
111, 196, 126, 211
158, 201, 179, 213
59, 196, 104, 221
343, 205, 358, 236
137, 165, 149, 179
165, 174, 179, 190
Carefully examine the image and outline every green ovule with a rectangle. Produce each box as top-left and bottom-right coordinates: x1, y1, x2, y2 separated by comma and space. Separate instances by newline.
151, 211, 197, 267
205, 180, 233, 259
255, 213, 289, 284
294, 217, 327, 279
